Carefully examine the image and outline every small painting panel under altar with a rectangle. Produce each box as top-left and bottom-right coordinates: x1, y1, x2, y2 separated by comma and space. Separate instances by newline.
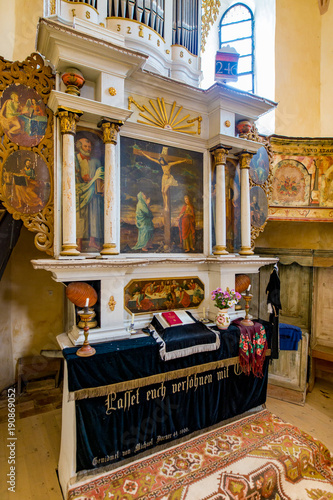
120, 136, 203, 253
124, 276, 204, 314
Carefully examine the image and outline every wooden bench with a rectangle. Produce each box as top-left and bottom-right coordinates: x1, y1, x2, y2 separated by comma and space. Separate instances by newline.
17, 355, 62, 395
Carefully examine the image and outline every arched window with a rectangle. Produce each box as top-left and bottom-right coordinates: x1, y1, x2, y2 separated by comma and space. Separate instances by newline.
219, 3, 254, 93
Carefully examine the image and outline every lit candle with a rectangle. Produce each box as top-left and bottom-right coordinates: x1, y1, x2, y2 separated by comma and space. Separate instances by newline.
85, 298, 89, 307
247, 285, 251, 292
131, 313, 135, 324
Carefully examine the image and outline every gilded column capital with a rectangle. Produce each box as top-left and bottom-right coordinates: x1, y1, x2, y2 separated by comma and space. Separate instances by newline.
238, 152, 253, 169
57, 107, 83, 135
210, 146, 231, 166
98, 118, 123, 144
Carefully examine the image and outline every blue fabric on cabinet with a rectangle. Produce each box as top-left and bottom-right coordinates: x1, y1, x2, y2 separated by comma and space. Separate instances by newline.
279, 323, 302, 350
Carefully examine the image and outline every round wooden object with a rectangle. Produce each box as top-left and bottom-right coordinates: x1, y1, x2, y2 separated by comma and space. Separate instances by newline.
66, 282, 98, 308
235, 274, 251, 293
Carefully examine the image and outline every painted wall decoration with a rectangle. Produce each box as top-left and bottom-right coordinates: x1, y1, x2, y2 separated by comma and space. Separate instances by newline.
124, 277, 205, 314
0, 53, 54, 254
74, 128, 105, 253
120, 136, 203, 253
250, 186, 268, 228
271, 159, 311, 206
0, 83, 47, 147
1, 151, 50, 215
269, 136, 333, 221
249, 146, 270, 185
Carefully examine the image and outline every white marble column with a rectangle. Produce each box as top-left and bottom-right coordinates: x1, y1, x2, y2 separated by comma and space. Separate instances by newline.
98, 119, 122, 255
239, 152, 254, 255
211, 147, 229, 255
58, 108, 82, 256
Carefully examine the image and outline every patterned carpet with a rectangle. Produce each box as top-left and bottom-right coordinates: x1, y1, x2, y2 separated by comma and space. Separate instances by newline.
68, 409, 333, 500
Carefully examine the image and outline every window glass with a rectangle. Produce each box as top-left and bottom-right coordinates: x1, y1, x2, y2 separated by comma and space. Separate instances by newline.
219, 3, 254, 93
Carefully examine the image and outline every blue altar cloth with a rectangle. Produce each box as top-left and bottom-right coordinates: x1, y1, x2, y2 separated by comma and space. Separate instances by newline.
63, 320, 271, 472
64, 324, 242, 394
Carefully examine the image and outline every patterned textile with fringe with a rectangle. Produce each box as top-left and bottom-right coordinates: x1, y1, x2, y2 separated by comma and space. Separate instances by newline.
67, 409, 333, 500
233, 319, 268, 377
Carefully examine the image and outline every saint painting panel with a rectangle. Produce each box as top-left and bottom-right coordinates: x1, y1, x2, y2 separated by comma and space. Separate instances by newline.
1, 151, 50, 215
0, 84, 47, 147
120, 137, 203, 253
74, 128, 104, 253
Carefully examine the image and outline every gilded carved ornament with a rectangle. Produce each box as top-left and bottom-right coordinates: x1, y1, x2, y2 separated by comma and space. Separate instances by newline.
108, 296, 117, 311
0, 53, 55, 255
211, 147, 229, 166
50, 0, 56, 15
239, 153, 253, 170
99, 121, 122, 145
128, 96, 202, 135
201, 0, 221, 52
57, 109, 83, 135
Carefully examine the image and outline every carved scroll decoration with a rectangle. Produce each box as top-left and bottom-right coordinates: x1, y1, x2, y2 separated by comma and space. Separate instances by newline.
128, 96, 202, 135
201, 0, 221, 52
0, 53, 55, 255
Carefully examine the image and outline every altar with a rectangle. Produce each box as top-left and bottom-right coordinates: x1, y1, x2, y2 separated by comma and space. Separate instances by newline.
5, 4, 279, 499
57, 319, 271, 495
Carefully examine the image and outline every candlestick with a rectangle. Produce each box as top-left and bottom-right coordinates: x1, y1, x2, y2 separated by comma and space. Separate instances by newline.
241, 292, 254, 326
127, 312, 136, 335
76, 308, 96, 357
201, 305, 209, 323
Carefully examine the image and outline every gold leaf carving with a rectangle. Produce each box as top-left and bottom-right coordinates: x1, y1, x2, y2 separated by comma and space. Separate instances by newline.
128, 96, 202, 135
0, 53, 55, 255
201, 0, 221, 52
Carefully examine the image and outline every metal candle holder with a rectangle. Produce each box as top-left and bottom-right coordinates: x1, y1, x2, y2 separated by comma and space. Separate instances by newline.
76, 308, 96, 357
241, 292, 254, 326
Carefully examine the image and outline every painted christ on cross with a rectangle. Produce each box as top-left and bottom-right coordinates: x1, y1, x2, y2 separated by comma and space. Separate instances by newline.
134, 147, 192, 250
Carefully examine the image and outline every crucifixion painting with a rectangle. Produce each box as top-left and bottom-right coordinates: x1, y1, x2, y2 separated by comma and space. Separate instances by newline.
120, 137, 203, 253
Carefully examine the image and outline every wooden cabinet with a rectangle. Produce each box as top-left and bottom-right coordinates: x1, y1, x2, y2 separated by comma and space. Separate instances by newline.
250, 249, 333, 401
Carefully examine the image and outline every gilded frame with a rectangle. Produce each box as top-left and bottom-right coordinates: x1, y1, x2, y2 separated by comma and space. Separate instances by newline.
246, 126, 274, 247
0, 53, 54, 254
124, 276, 205, 315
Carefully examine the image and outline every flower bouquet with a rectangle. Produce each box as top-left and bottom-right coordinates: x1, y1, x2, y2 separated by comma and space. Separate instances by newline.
211, 287, 241, 329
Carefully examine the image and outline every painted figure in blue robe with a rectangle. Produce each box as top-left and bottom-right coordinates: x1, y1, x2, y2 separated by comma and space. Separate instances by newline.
75, 136, 104, 252
132, 191, 154, 251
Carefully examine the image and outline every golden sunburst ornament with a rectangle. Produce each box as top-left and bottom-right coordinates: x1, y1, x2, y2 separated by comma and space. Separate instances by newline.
128, 96, 202, 135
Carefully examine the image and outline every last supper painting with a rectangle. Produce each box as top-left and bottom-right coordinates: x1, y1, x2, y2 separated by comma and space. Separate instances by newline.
120, 137, 203, 253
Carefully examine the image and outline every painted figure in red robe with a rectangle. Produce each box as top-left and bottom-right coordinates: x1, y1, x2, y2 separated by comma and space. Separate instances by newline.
178, 195, 195, 252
